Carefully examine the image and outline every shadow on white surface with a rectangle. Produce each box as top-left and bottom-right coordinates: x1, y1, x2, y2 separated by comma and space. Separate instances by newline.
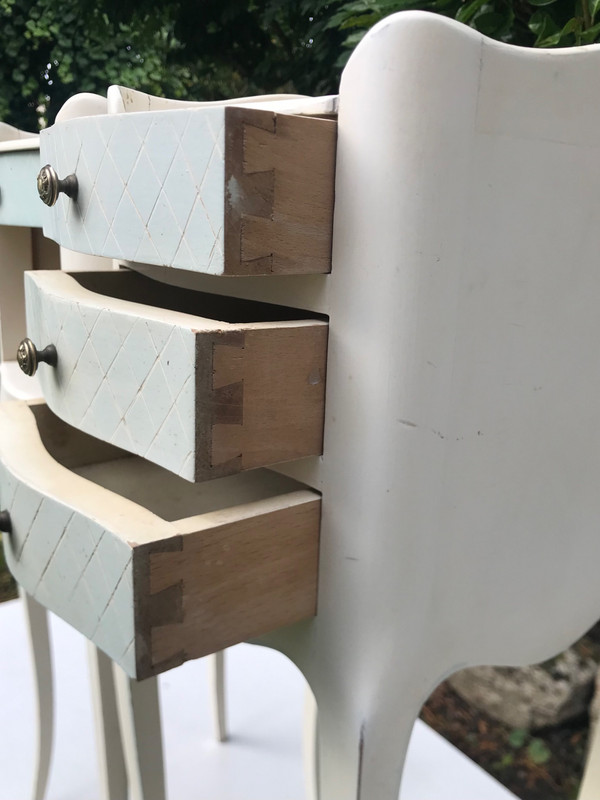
0, 598, 519, 800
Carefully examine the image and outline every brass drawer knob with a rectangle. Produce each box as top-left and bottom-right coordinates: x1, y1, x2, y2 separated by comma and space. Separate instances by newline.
37, 164, 78, 206
17, 338, 57, 376
0, 510, 11, 534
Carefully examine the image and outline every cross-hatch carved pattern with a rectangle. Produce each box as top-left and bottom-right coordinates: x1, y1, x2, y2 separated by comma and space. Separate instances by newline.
26, 276, 197, 480
0, 462, 135, 674
41, 110, 226, 273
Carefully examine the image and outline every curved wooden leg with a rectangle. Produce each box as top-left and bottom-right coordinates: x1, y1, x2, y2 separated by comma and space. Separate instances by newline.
20, 589, 53, 800
578, 715, 600, 800
303, 684, 319, 800
316, 694, 416, 800
113, 663, 166, 800
208, 651, 228, 742
87, 642, 128, 800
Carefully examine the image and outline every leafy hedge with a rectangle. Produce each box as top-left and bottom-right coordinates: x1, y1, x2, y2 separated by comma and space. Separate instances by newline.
329, 0, 600, 56
0, 0, 597, 130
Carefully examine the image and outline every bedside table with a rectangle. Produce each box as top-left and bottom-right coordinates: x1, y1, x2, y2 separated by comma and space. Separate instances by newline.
7, 13, 600, 800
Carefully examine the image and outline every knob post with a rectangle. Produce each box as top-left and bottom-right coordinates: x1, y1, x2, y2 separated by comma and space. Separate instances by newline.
0, 510, 12, 534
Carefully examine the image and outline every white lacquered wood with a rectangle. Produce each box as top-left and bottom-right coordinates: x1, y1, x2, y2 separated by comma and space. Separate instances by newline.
0, 121, 37, 143
578, 718, 600, 800
12, 16, 600, 799
19, 589, 53, 800
221, 14, 600, 799
113, 663, 166, 800
58, 247, 117, 272
106, 84, 315, 113
208, 651, 228, 743
86, 641, 128, 800
303, 685, 319, 800
54, 92, 107, 122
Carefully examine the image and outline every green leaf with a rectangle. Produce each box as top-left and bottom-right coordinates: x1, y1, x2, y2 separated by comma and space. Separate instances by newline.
456, 0, 488, 23
474, 11, 507, 34
529, 0, 559, 6
591, 0, 600, 21
527, 738, 552, 765
508, 728, 528, 748
340, 13, 380, 29
529, 9, 560, 42
343, 29, 368, 47
560, 16, 581, 33
581, 19, 600, 41
537, 31, 562, 45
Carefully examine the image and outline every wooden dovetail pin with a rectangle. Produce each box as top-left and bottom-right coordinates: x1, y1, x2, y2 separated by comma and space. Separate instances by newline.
224, 107, 337, 275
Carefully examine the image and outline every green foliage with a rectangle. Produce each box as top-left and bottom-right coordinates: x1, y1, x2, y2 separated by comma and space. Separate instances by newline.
119, 1, 347, 98
507, 727, 552, 766
527, 737, 552, 764
0, 0, 597, 130
0, 0, 195, 129
508, 727, 529, 748
326, 0, 600, 56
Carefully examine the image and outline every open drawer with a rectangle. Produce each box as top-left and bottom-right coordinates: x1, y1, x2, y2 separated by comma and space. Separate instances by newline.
38, 105, 336, 275
24, 269, 327, 482
0, 401, 320, 679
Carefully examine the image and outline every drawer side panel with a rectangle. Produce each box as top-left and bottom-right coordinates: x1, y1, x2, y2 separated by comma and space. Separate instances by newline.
133, 494, 321, 679
195, 323, 328, 481
224, 107, 337, 275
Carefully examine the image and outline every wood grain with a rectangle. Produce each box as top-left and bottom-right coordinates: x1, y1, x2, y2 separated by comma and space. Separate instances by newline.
195, 322, 328, 481
224, 107, 337, 275
133, 492, 321, 678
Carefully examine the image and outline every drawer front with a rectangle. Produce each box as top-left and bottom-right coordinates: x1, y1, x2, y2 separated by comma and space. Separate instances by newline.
25, 270, 327, 481
0, 147, 43, 228
39, 106, 336, 275
0, 401, 321, 679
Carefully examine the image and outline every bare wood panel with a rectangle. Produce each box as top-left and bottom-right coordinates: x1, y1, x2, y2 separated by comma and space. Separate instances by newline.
224, 107, 337, 275
195, 323, 328, 481
133, 494, 321, 678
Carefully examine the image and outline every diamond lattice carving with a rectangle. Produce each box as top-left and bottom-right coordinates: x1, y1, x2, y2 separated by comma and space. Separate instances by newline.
0, 460, 135, 673
41, 109, 225, 273
26, 275, 196, 480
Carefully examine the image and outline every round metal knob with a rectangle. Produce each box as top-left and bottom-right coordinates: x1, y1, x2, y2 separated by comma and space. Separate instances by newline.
0, 510, 12, 534
17, 338, 57, 377
37, 164, 78, 206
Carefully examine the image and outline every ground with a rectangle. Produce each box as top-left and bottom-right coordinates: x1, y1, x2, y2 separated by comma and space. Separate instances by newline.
0, 536, 592, 798
421, 680, 589, 800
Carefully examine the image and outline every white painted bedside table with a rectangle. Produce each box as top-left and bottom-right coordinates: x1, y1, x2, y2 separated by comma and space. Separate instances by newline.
5, 11, 600, 800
